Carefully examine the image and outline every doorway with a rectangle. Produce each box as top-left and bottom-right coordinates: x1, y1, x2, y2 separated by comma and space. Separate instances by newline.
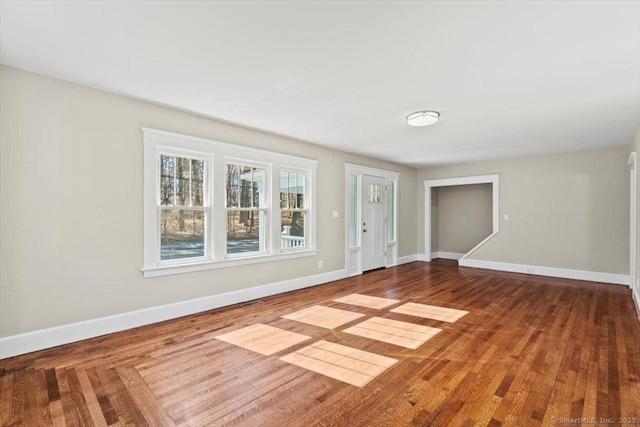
345, 164, 399, 276
361, 175, 387, 271
424, 174, 500, 262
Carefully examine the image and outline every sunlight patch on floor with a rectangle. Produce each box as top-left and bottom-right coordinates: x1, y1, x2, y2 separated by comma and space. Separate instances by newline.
215, 323, 311, 356
282, 305, 365, 329
333, 293, 401, 309
280, 340, 398, 387
391, 302, 469, 323
343, 317, 441, 349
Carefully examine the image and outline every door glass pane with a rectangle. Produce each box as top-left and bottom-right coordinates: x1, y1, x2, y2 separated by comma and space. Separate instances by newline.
281, 211, 305, 249
367, 184, 382, 203
160, 209, 205, 260
387, 181, 395, 242
227, 210, 265, 254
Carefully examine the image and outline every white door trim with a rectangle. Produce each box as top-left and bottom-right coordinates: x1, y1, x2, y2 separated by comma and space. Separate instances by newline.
424, 174, 500, 262
629, 152, 637, 290
345, 163, 399, 276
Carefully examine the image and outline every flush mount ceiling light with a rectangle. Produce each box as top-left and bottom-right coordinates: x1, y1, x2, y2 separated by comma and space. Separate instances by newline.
406, 110, 440, 127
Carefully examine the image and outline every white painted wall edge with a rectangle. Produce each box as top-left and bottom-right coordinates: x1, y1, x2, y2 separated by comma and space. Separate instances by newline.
633, 290, 640, 323
430, 252, 465, 260
388, 253, 629, 288
459, 232, 499, 261
0, 268, 347, 360
459, 258, 629, 286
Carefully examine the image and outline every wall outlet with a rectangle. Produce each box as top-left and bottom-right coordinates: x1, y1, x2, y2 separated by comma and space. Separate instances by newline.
332, 210, 339, 218
318, 260, 323, 269
504, 214, 509, 221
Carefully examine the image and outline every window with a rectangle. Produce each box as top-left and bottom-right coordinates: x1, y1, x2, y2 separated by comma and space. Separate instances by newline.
160, 154, 208, 261
280, 171, 308, 250
143, 128, 317, 277
226, 163, 267, 255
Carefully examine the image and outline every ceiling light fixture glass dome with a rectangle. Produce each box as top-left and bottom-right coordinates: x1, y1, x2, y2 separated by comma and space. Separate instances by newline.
406, 110, 440, 127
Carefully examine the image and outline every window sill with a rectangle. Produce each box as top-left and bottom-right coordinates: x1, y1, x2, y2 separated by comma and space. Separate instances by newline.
142, 249, 318, 278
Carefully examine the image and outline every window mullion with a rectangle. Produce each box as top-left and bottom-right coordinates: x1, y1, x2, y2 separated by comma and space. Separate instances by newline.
144, 128, 316, 276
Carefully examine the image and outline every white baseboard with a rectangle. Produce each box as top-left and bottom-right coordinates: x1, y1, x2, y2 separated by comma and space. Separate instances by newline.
633, 289, 640, 323
430, 251, 465, 260
417, 253, 429, 262
459, 258, 629, 286
0, 268, 347, 360
398, 254, 419, 264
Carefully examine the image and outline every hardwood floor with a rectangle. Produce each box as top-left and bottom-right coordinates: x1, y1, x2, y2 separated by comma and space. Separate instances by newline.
1, 260, 639, 426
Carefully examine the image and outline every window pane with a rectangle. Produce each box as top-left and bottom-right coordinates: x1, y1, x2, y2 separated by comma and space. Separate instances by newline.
227, 210, 265, 254
280, 172, 289, 209
160, 209, 205, 260
349, 176, 358, 247
252, 167, 265, 208
387, 181, 395, 242
229, 164, 265, 208
226, 164, 239, 207
281, 211, 305, 249
296, 173, 305, 208
280, 171, 305, 210
286, 173, 294, 208
191, 159, 204, 207
239, 166, 253, 208
161, 155, 204, 207
160, 155, 175, 206
175, 157, 192, 205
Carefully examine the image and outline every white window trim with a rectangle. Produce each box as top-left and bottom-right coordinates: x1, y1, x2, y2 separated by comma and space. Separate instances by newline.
143, 128, 318, 278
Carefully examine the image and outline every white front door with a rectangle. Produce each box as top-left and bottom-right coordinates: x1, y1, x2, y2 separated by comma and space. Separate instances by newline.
362, 175, 386, 271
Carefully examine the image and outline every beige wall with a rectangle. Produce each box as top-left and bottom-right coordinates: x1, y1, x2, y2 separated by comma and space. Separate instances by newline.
431, 184, 492, 255
418, 145, 630, 274
1, 63, 633, 339
0, 66, 418, 337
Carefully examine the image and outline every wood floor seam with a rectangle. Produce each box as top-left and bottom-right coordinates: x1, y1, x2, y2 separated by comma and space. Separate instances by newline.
2, 260, 638, 426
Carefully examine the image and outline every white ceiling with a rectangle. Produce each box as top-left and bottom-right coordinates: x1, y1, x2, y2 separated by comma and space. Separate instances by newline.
1, 1, 639, 168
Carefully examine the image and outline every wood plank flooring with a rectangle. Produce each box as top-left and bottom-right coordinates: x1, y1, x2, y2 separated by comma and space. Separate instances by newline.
281, 305, 365, 329
1, 260, 639, 426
